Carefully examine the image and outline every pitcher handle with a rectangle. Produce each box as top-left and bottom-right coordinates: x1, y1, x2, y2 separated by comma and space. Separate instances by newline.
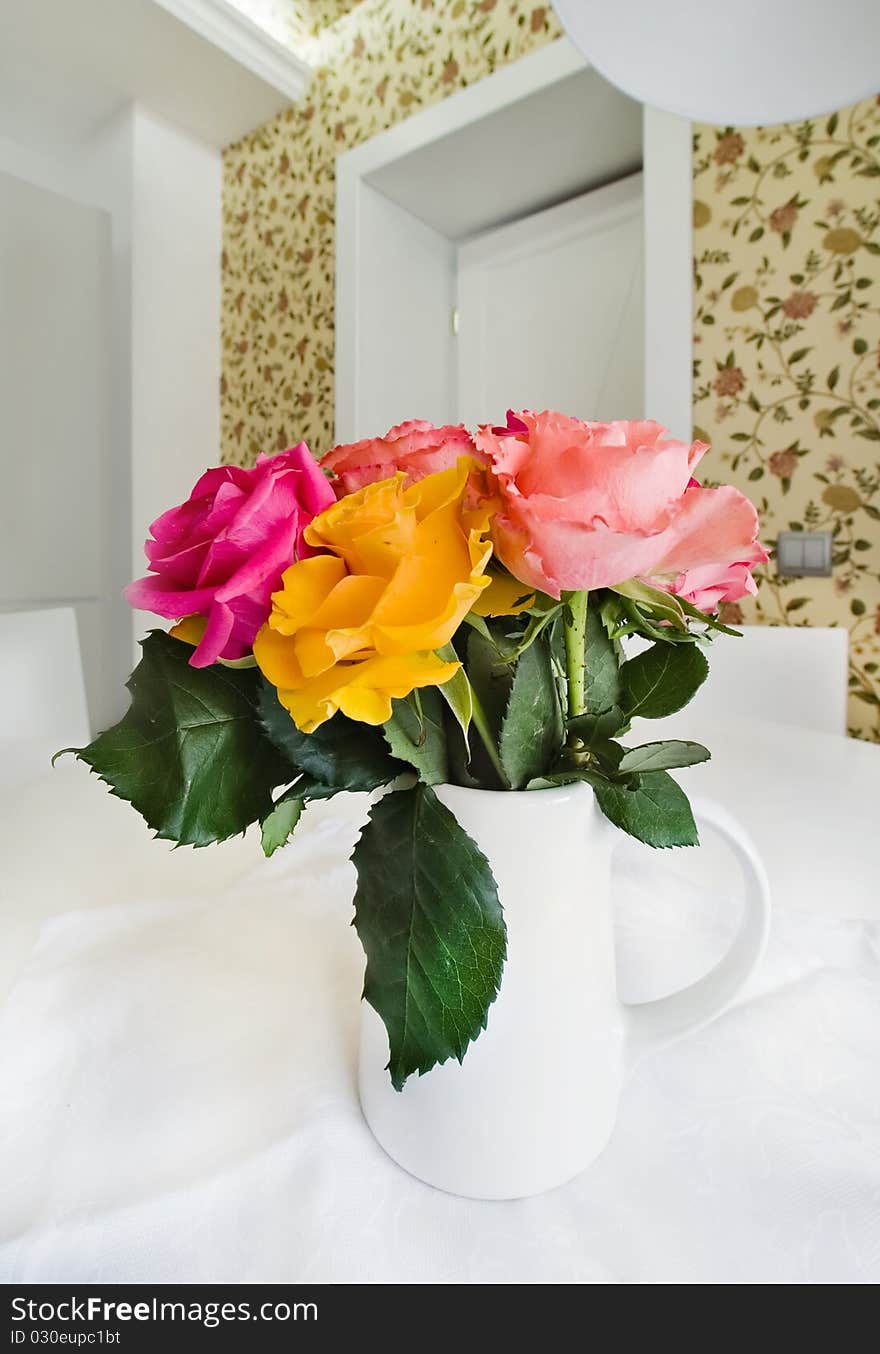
619, 795, 771, 1069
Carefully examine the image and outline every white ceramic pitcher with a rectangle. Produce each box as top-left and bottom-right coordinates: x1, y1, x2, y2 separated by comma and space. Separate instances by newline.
358, 779, 771, 1200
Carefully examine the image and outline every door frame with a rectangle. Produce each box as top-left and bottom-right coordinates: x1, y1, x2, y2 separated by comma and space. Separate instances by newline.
336, 37, 693, 444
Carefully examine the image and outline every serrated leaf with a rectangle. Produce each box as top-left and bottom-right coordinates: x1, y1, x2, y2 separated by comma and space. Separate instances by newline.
260, 790, 305, 857
465, 626, 512, 728
620, 643, 709, 720
352, 784, 506, 1090
259, 774, 339, 856
617, 740, 710, 774
585, 602, 622, 713
593, 771, 699, 848
499, 635, 564, 789
383, 689, 448, 785
434, 642, 472, 749
257, 681, 400, 791
611, 578, 688, 632
73, 630, 289, 846
567, 704, 626, 748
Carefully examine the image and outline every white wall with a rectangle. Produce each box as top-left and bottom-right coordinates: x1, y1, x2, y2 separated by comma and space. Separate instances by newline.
642, 106, 693, 441
0, 106, 222, 724
336, 179, 456, 443
127, 108, 222, 660
0, 170, 112, 730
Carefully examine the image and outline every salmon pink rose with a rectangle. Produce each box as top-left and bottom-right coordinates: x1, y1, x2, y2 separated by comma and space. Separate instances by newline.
322, 419, 482, 497
125, 444, 334, 668
475, 411, 767, 608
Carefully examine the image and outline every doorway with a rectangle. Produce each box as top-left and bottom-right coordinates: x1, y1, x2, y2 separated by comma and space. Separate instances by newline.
456, 174, 642, 427
335, 38, 690, 445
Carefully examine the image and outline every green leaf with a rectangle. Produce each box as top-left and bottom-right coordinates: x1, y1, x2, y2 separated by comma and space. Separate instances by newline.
499, 635, 564, 789
460, 612, 492, 642
620, 643, 709, 720
593, 771, 699, 848
383, 689, 448, 785
434, 642, 472, 750
611, 578, 688, 632
585, 602, 622, 712
567, 704, 626, 748
465, 625, 514, 734
260, 790, 305, 857
617, 740, 711, 774
674, 594, 743, 637
352, 784, 506, 1090
257, 681, 400, 791
73, 630, 290, 847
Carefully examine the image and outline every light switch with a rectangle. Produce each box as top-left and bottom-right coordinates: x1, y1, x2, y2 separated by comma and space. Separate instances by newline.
776, 530, 832, 577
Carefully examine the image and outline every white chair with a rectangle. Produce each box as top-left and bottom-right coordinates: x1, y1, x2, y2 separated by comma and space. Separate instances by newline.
629, 625, 849, 737
690, 625, 848, 736
0, 607, 91, 788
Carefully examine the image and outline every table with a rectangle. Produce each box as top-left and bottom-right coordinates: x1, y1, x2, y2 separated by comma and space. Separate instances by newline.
0, 718, 877, 1284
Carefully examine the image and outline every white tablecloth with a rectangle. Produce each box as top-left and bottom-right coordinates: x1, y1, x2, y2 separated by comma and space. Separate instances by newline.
0, 719, 878, 1284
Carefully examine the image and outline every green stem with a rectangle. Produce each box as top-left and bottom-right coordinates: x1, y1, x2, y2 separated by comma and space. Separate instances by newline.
563, 589, 589, 718
469, 686, 510, 789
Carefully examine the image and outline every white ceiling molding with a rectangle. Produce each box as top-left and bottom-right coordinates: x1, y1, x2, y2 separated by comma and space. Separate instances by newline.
0, 0, 313, 154
153, 0, 311, 102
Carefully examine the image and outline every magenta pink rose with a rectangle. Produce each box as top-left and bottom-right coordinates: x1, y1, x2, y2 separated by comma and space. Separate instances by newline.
474, 411, 768, 608
125, 443, 334, 668
322, 419, 482, 496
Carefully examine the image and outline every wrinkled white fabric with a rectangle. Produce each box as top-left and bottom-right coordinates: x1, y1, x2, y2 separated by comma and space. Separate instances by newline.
0, 720, 878, 1285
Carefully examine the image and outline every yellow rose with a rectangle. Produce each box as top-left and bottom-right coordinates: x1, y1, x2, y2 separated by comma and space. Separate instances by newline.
254, 460, 492, 731
471, 569, 534, 617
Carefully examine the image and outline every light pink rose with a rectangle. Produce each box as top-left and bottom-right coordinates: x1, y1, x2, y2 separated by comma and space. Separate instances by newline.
322, 419, 481, 496
474, 411, 768, 608
647, 556, 760, 613
125, 444, 334, 668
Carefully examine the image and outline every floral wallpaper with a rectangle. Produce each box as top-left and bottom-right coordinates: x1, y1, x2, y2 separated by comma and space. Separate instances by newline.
693, 99, 880, 740
227, 2, 369, 58
221, 0, 560, 469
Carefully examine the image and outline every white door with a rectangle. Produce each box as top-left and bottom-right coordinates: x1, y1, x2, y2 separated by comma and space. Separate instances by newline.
456, 173, 643, 428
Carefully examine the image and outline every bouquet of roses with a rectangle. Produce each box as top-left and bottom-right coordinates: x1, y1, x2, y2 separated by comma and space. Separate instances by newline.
68, 412, 766, 1088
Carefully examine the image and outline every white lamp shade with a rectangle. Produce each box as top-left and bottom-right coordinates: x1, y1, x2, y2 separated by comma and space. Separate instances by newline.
552, 0, 880, 125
